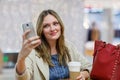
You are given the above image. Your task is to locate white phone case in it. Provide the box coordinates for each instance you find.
[22,22,36,39]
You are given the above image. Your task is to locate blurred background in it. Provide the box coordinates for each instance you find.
[0,0,120,80]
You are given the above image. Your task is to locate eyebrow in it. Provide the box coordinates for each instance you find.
[43,21,58,25]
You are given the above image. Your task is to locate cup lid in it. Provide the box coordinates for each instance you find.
[68,61,81,67]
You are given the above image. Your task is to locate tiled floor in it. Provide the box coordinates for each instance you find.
[0,68,15,80]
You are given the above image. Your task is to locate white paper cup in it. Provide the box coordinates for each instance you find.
[68,61,81,80]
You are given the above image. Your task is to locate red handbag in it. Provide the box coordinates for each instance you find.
[90,40,120,80]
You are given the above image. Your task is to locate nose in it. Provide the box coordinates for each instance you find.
[50,25,55,31]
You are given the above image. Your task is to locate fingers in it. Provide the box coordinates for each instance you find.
[22,30,31,41]
[29,39,41,48]
[19,36,41,59]
[19,31,40,60]
[23,36,40,45]
[31,40,41,48]
[23,36,41,49]
[22,30,41,47]
[76,74,85,80]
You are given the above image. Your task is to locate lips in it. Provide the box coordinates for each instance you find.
[50,32,57,36]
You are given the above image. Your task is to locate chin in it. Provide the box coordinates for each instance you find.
[51,37,59,40]
[49,36,60,41]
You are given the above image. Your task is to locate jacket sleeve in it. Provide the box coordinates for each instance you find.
[66,41,92,71]
[15,51,35,80]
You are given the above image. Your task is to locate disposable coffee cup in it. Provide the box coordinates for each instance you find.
[68,61,81,80]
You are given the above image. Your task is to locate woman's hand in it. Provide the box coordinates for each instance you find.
[16,30,41,74]
[18,30,41,61]
[76,71,89,80]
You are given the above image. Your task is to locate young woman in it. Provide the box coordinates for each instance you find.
[15,9,91,80]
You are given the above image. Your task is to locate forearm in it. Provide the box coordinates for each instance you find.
[16,58,26,75]
[15,55,32,80]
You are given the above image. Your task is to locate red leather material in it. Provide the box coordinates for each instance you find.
[90,40,120,80]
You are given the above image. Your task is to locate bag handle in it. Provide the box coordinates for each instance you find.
[94,40,106,51]
[93,40,106,57]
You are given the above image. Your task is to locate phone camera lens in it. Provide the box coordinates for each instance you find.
[26,24,29,26]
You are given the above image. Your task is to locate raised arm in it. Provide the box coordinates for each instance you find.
[15,30,41,80]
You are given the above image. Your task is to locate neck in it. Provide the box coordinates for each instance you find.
[48,40,57,55]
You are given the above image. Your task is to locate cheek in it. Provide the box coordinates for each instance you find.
[43,29,49,37]
[57,26,61,31]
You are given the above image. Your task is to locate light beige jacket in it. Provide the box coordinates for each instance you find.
[15,41,91,80]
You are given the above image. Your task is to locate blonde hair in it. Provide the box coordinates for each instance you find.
[35,9,71,66]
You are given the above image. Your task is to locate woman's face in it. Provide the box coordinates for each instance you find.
[42,14,61,41]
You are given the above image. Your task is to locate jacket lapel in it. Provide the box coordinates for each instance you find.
[35,56,49,80]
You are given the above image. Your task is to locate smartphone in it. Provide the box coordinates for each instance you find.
[22,22,36,39]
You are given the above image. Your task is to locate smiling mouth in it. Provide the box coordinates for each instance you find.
[50,32,57,36]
